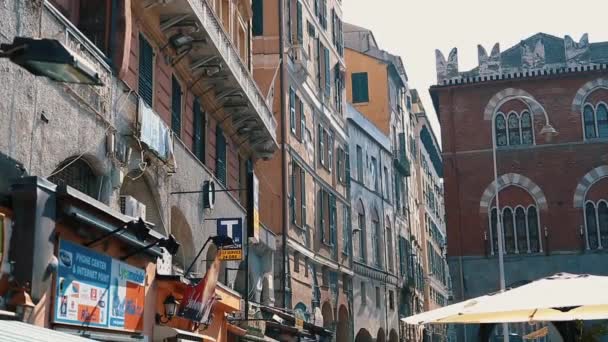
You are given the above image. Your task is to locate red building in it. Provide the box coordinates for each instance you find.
[431,33,608,340]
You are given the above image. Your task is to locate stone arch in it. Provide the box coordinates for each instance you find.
[479,173,548,214]
[355,328,373,342]
[336,305,349,342]
[572,78,608,113]
[48,156,102,199]
[120,170,167,235]
[377,328,386,342]
[483,88,545,121]
[170,206,195,270]
[321,301,333,329]
[389,329,399,342]
[573,165,608,208]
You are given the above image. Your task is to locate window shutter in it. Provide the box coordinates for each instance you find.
[287,0,292,43]
[252,0,263,36]
[289,88,296,133]
[300,101,306,141]
[138,34,154,107]
[301,168,306,226]
[318,190,324,242]
[318,125,324,165]
[193,98,205,162]
[331,8,336,45]
[324,47,331,97]
[330,194,336,245]
[171,76,182,138]
[345,149,350,187]
[296,1,303,43]
[290,163,296,223]
[215,125,226,186]
[317,39,322,90]
[328,133,333,171]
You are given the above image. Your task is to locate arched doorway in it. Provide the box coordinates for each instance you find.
[120,171,166,235]
[170,207,195,271]
[355,328,372,342]
[48,157,99,198]
[336,305,349,342]
[321,301,333,330]
[377,328,386,342]
[389,329,399,342]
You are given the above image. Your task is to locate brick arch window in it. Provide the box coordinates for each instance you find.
[48,158,98,198]
[489,205,541,255]
[584,200,608,249]
[582,102,608,140]
[495,110,534,147]
[494,112,507,147]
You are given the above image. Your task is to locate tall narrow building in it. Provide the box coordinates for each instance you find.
[251,0,352,340]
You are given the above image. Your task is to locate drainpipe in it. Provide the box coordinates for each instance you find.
[278,0,289,310]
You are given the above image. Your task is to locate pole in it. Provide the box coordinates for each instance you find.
[184,237,212,278]
[278,0,289,309]
[491,111,509,342]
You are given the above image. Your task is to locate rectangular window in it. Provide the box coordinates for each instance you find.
[138,34,154,107]
[289,88,297,134]
[375,286,381,308]
[293,253,300,273]
[171,75,182,138]
[215,125,227,186]
[291,163,306,227]
[352,72,369,103]
[329,194,336,246]
[304,257,309,277]
[320,0,327,29]
[324,47,331,97]
[389,290,395,310]
[77,0,112,55]
[318,125,325,166]
[327,132,333,172]
[342,204,349,254]
[334,64,343,114]
[336,148,343,182]
[296,0,303,43]
[371,157,377,191]
[361,282,366,305]
[252,0,263,36]
[384,167,390,200]
[345,149,350,186]
[356,145,363,182]
[193,98,206,163]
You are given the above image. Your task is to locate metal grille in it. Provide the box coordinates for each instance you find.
[48,159,97,198]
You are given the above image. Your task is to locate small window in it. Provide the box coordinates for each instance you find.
[370,157,377,191]
[304,257,309,277]
[171,75,182,138]
[192,98,206,163]
[584,104,597,139]
[375,286,381,308]
[252,0,263,36]
[215,125,227,186]
[389,290,395,310]
[48,159,98,198]
[138,34,154,107]
[293,252,300,273]
[352,72,369,103]
[356,145,363,182]
[361,282,366,305]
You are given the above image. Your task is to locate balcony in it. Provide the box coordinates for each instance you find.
[148,0,278,159]
[394,133,411,176]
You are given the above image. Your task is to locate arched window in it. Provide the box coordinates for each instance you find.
[520,111,533,145]
[371,208,381,268]
[515,207,528,253]
[490,208,498,255]
[507,113,521,146]
[598,201,608,248]
[356,200,366,262]
[528,206,540,253]
[585,201,599,249]
[48,158,98,198]
[597,103,608,138]
[495,113,507,147]
[584,104,597,139]
[503,207,515,253]
[386,217,394,272]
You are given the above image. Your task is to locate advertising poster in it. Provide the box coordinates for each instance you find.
[54,240,145,332]
[216,218,243,261]
[179,252,221,323]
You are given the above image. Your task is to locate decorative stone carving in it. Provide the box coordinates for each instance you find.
[521,39,545,69]
[565,33,590,67]
[435,48,458,83]
[478,43,501,76]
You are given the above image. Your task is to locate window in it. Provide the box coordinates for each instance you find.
[389,290,395,310]
[386,219,394,272]
[489,205,541,255]
[318,0,327,29]
[356,199,366,262]
[318,125,325,166]
[293,252,300,273]
[193,98,206,163]
[336,148,344,182]
[318,189,335,245]
[48,159,97,198]
[291,163,306,227]
[343,204,350,255]
[495,111,535,147]
[361,281,366,305]
[317,42,330,97]
[356,145,363,182]
[371,209,382,268]
[252,0,263,36]
[584,200,608,249]
[334,64,344,114]
[171,76,182,138]
[370,157,377,191]
[375,286,381,308]
[318,125,332,171]
[138,34,154,107]
[583,103,608,139]
[521,111,533,145]
[328,133,334,172]
[296,1,303,43]
[304,257,309,277]
[289,88,306,141]
[215,125,227,186]
[384,167,390,201]
[352,72,369,103]
[507,113,520,146]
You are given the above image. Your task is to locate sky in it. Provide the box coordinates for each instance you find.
[342,0,608,143]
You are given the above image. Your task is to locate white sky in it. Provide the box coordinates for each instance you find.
[343,0,608,143]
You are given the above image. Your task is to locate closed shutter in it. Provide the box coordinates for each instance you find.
[318,190,324,242]
[317,39,323,90]
[296,1,303,43]
[352,72,369,103]
[287,0,292,43]
[171,75,182,138]
[324,47,331,96]
[329,194,336,246]
[301,167,306,226]
[345,149,350,186]
[331,8,336,45]
[299,101,305,141]
[252,0,263,36]
[289,87,296,133]
[327,132,333,171]
[290,163,296,223]
[138,34,154,107]
[318,125,324,165]
[193,98,205,163]
[215,125,226,186]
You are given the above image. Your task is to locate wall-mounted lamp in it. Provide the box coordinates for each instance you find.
[9,286,35,322]
[156,294,179,324]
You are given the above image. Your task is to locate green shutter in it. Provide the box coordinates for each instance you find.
[252,0,263,36]
[318,190,324,242]
[330,194,336,246]
[300,101,305,140]
[352,73,369,103]
[301,168,306,226]
[324,47,330,96]
[193,98,205,162]
[138,34,154,107]
[296,1,303,43]
[345,149,350,186]
[215,125,226,186]
[289,88,296,133]
[290,163,296,224]
[171,76,182,138]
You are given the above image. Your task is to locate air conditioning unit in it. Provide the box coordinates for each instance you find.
[120,195,147,220]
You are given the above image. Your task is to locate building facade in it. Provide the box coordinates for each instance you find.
[251,0,352,340]
[431,33,608,340]
[0,0,279,340]
[343,23,414,342]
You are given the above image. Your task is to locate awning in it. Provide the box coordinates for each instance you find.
[153,325,216,341]
[0,321,96,342]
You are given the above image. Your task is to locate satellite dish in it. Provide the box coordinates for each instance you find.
[203,180,216,209]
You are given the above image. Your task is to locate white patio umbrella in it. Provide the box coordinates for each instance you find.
[402,273,608,325]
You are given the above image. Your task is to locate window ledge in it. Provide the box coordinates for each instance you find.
[495,144,535,151]
[584,137,608,144]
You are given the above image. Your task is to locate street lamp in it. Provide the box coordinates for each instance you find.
[491,95,557,342]
[0,37,103,85]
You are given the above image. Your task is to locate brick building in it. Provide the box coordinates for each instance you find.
[431,33,608,340]
[251,0,352,340]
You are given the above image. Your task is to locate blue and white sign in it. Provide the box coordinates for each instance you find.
[216,218,243,260]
